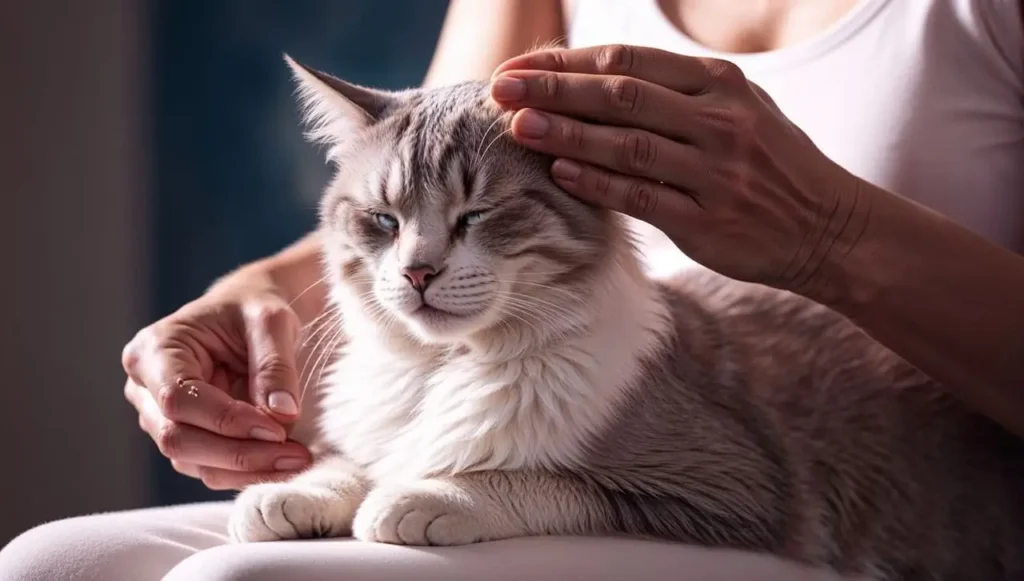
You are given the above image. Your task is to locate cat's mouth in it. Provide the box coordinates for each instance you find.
[411,304,465,321]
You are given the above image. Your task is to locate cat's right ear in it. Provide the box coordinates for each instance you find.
[284,54,397,161]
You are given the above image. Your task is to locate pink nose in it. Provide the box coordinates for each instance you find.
[401,264,438,292]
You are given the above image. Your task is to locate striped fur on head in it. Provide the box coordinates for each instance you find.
[286,56,617,345]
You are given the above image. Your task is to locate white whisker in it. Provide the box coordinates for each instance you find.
[480,127,514,163]
[287,274,331,310]
[475,115,506,157]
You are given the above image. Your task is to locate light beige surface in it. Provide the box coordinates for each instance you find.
[0,501,857,581]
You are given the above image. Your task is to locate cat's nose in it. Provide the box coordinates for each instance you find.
[401,264,439,292]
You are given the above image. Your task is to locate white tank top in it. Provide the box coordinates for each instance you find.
[567,0,1024,275]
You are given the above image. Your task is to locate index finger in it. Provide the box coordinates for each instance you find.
[133,344,288,443]
[493,45,730,96]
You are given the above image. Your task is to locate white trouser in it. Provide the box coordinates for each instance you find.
[0,501,855,581]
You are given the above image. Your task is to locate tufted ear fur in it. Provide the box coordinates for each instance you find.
[284,54,398,161]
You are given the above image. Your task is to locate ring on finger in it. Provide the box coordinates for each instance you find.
[176,377,200,398]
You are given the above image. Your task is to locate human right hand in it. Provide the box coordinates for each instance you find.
[122,273,313,490]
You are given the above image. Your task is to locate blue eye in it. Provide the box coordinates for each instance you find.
[458,211,486,229]
[374,213,399,231]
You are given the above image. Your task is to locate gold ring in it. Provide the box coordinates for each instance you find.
[176,377,199,398]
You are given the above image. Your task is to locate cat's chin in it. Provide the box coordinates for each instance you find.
[400,304,481,343]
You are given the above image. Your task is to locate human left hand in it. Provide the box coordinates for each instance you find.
[490,44,869,294]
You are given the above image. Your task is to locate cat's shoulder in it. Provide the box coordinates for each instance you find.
[654,266,837,323]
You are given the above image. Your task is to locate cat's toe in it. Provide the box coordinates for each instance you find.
[228,482,341,543]
[422,513,483,546]
[352,481,484,546]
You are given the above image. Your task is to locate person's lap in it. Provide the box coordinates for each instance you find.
[0,501,855,581]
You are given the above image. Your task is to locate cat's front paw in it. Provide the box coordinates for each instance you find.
[352,480,494,546]
[228,482,355,543]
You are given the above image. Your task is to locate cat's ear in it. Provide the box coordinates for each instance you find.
[284,54,396,160]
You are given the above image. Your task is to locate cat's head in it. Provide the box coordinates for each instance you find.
[286,56,620,344]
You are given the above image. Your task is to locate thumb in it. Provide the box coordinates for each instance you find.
[243,300,302,422]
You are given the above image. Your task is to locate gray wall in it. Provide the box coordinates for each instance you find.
[0,0,151,544]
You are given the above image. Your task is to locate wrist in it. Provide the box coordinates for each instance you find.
[206,232,326,324]
[262,231,329,324]
[785,171,887,316]
[207,261,280,298]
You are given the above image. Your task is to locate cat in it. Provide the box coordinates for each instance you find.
[227,55,1024,581]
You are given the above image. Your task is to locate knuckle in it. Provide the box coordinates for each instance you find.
[593,171,613,196]
[548,50,568,72]
[615,131,658,173]
[155,422,183,458]
[211,402,239,435]
[120,329,153,375]
[560,120,586,150]
[155,384,185,420]
[598,44,636,75]
[539,72,561,99]
[704,58,746,88]
[702,105,756,137]
[247,302,286,325]
[254,357,295,385]
[623,182,660,215]
[604,76,644,116]
[245,301,298,337]
[120,342,140,375]
[230,446,258,472]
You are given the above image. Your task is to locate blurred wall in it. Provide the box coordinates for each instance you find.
[0,0,152,544]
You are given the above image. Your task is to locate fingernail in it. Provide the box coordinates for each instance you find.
[491,76,526,101]
[250,426,284,442]
[551,159,581,183]
[516,110,550,139]
[273,456,308,471]
[268,391,298,416]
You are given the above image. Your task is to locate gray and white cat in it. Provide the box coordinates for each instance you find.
[227,56,1024,581]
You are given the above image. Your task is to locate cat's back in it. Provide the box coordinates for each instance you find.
[661,267,1024,577]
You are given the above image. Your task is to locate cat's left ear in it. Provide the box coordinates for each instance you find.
[284,54,397,160]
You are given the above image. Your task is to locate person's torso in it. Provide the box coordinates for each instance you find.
[567,0,1024,275]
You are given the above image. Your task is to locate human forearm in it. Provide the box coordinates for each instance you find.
[208,231,327,326]
[808,174,1024,437]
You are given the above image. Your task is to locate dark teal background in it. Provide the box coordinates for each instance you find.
[150,0,448,506]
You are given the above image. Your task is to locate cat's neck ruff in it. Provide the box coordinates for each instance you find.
[322,245,673,479]
[465,245,669,364]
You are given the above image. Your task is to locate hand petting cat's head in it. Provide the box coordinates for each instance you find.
[286,56,618,344]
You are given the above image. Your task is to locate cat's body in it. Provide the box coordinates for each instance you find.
[228,57,1024,581]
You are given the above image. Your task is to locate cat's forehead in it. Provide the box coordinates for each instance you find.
[347,83,540,212]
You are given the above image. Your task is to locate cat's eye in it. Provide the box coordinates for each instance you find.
[457,210,486,230]
[374,213,399,231]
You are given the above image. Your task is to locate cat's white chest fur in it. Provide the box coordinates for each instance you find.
[317,274,669,483]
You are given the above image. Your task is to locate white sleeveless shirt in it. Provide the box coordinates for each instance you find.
[567,0,1024,275]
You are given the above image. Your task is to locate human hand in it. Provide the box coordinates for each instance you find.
[490,45,866,293]
[122,273,312,490]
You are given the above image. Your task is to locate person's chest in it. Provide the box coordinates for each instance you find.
[569,0,1024,253]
